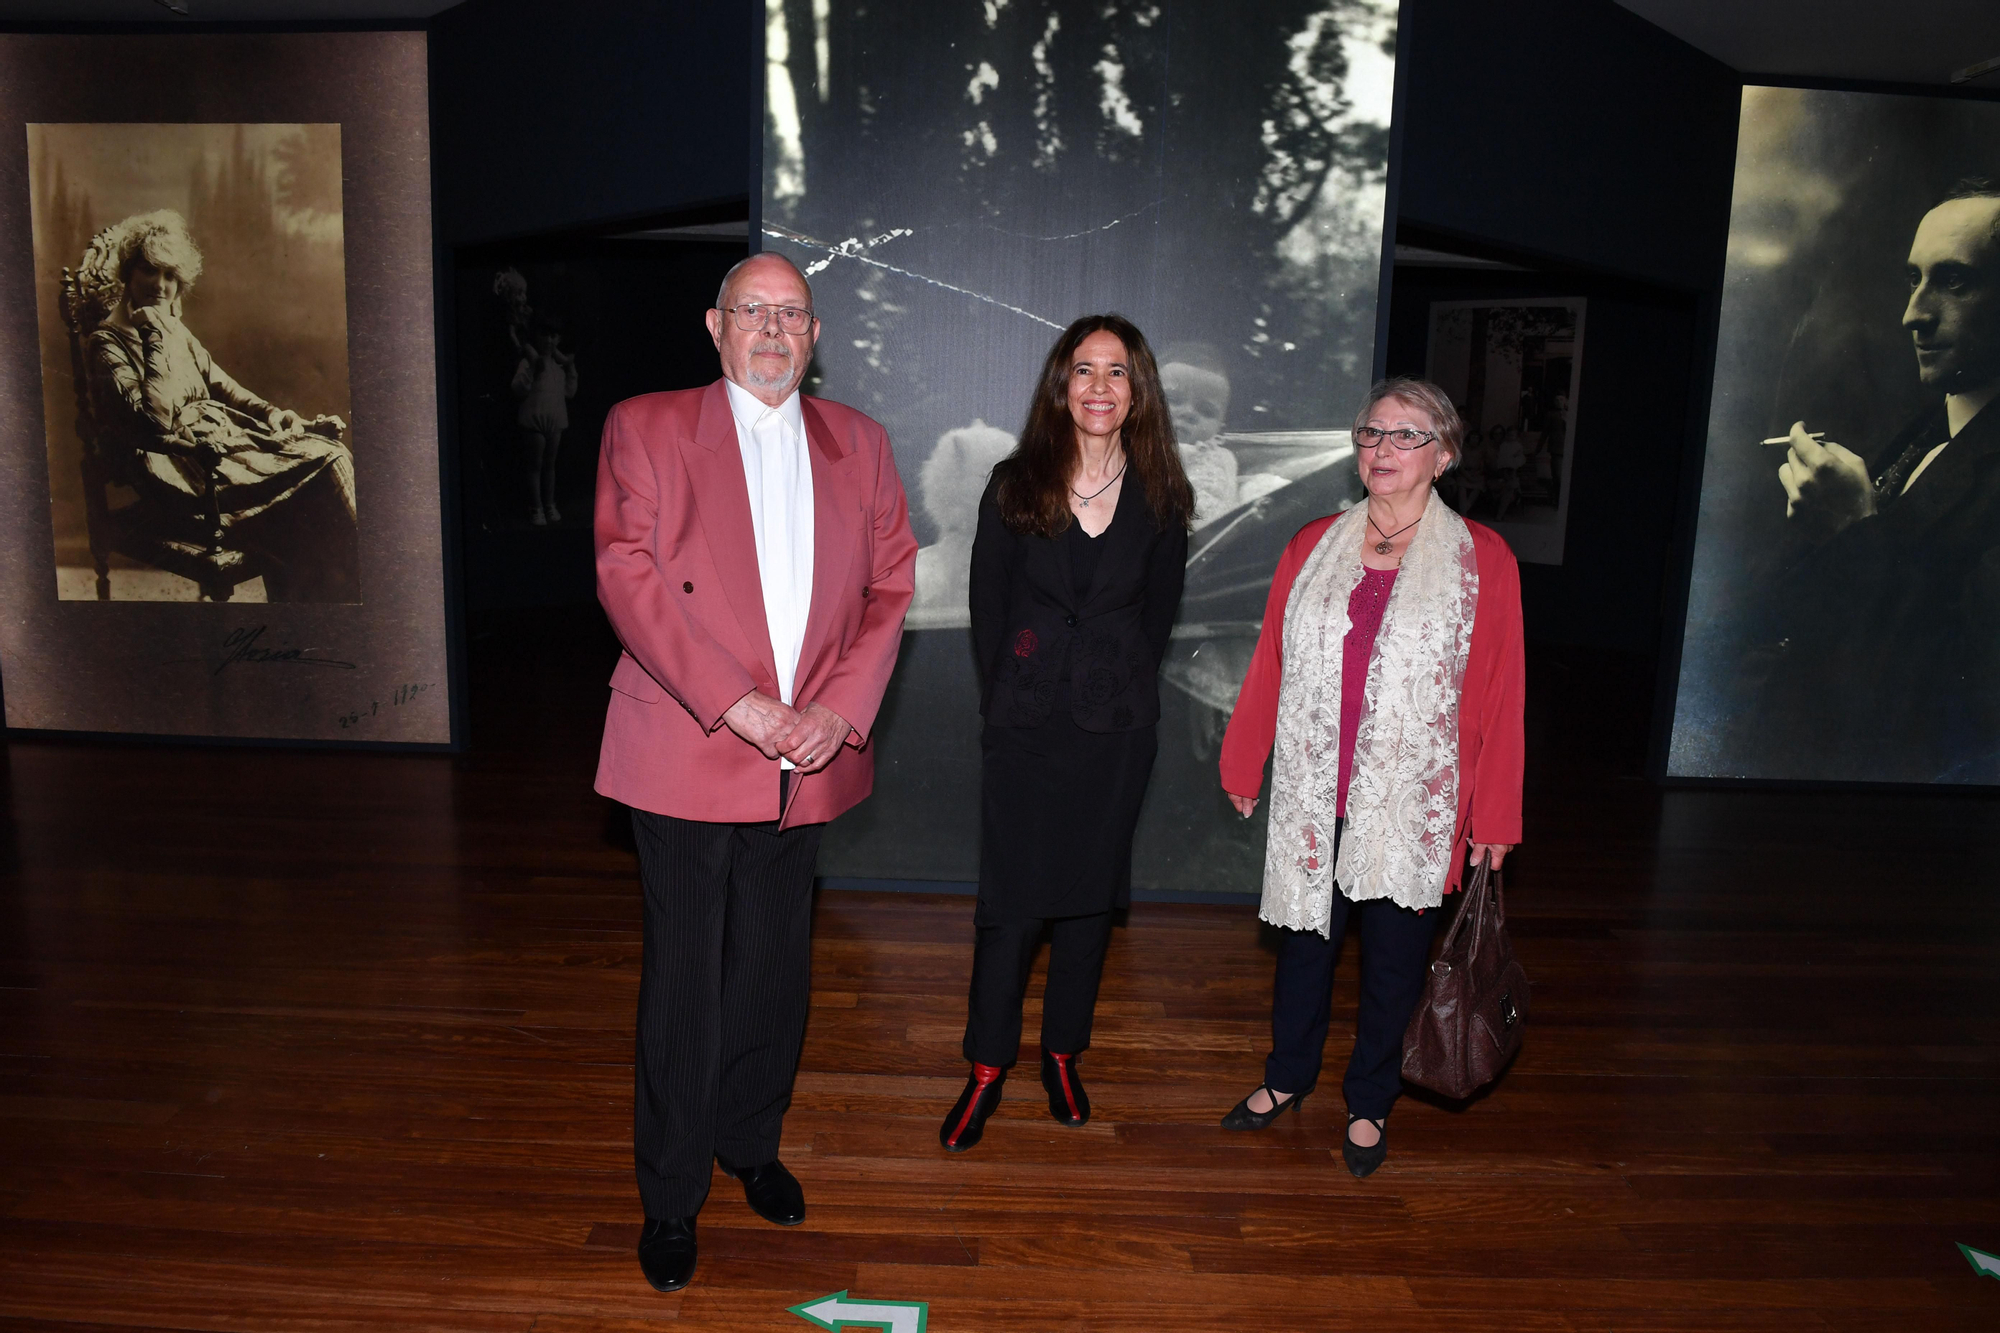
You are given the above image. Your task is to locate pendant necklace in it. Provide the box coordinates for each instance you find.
[1368,510,1422,555]
[1071,459,1127,508]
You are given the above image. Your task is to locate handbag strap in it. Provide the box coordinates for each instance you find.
[1471,865,1507,970]
[1433,859,1491,961]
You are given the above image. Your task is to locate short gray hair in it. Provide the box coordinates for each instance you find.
[715,252,813,309]
[1352,376,1465,470]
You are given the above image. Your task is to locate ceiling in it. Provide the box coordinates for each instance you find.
[1615,0,2000,87]
[0,0,456,18]
[2,1,1996,89]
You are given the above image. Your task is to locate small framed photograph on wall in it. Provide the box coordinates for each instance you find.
[1424,296,1586,565]
[0,30,451,745]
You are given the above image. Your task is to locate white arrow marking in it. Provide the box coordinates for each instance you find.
[1961,1243,2000,1280]
[789,1290,927,1333]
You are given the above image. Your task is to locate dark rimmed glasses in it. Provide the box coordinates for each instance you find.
[720,302,815,334]
[1354,426,1438,450]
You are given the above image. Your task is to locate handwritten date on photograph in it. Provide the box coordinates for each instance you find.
[337,681,435,730]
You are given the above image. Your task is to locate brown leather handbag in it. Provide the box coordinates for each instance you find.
[1400,861,1529,1099]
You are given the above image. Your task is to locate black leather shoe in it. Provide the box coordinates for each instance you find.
[1041,1049,1090,1126]
[1342,1114,1388,1178]
[637,1215,698,1292]
[1220,1083,1309,1131]
[714,1155,806,1226]
[939,1062,1006,1152]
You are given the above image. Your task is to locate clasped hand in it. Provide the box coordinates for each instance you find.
[721,690,849,774]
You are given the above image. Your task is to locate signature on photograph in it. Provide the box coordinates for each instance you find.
[212,624,357,675]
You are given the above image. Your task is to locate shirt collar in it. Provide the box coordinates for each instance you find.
[723,378,805,439]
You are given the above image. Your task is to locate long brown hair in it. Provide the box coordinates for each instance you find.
[993,313,1195,537]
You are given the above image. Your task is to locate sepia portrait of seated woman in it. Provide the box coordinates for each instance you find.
[75,209,360,601]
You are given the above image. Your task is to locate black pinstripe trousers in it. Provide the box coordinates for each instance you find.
[630,802,823,1219]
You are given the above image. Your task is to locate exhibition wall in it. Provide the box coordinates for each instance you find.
[1666,86,2000,786]
[420,0,1741,648]
[1382,265,1703,659]
[4,0,1876,810]
[428,0,755,610]
[762,0,1401,893]
[1396,0,1739,293]
[427,0,755,247]
[449,237,743,609]
[0,30,452,745]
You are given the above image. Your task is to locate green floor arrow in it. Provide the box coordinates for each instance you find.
[1960,1243,2000,1280]
[789,1290,928,1333]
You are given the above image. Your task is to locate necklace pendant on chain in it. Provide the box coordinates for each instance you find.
[1374,540,1392,554]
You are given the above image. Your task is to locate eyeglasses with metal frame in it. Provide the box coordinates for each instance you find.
[1353,426,1438,451]
[721,302,815,334]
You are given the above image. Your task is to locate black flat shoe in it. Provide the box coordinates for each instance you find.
[940,1062,1006,1152]
[1221,1083,1308,1131]
[714,1155,805,1226]
[637,1215,698,1292]
[1342,1114,1388,1178]
[1041,1049,1090,1127]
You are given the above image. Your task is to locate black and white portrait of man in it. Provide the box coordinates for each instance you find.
[1670,87,2000,784]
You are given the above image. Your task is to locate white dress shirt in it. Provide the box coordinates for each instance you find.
[723,380,816,756]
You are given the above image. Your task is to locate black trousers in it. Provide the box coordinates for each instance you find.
[1265,888,1442,1121]
[961,897,1114,1067]
[631,801,823,1219]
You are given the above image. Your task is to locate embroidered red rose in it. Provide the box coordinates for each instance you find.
[1014,629,1038,657]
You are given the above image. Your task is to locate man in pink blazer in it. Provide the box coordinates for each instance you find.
[594,253,916,1293]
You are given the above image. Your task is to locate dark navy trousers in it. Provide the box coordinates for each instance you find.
[1264,826,1443,1119]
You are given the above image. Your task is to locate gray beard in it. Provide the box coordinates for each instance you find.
[744,346,796,392]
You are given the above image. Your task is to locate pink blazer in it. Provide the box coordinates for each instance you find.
[594,379,917,828]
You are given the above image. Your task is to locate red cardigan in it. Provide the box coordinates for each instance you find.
[1218,513,1526,895]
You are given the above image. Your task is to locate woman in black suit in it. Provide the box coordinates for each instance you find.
[939,314,1194,1151]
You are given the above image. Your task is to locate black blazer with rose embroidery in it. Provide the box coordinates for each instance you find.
[969,464,1188,732]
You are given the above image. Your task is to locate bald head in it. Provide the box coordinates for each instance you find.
[715,252,812,310]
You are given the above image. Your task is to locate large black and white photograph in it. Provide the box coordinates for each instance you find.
[761,0,1399,890]
[1667,86,2000,785]
[0,32,449,743]
[1424,296,1583,564]
[30,122,357,604]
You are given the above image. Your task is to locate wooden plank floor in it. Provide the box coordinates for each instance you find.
[3,609,1999,1330]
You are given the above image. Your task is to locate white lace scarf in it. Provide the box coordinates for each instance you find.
[1260,489,1480,932]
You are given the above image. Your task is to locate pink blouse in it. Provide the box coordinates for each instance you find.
[1337,566,1397,816]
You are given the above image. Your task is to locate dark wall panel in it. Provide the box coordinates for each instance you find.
[1384,0,1740,663]
[428,0,755,245]
[1398,0,1740,293]
[1385,269,1698,656]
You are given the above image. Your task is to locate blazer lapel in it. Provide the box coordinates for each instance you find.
[683,379,779,690]
[797,398,859,678]
[1887,399,2000,536]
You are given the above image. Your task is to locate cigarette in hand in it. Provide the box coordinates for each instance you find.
[1760,432,1827,446]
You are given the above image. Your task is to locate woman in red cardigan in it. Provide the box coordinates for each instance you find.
[1217,376,1524,1177]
